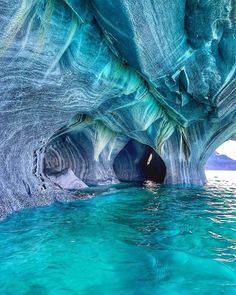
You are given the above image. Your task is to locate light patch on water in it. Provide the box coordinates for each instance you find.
[205,170,236,191]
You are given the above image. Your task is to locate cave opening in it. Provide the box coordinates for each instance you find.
[42,123,167,189]
[204,140,236,182]
[205,140,236,171]
[113,139,166,184]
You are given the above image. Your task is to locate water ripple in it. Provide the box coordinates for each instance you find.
[0,171,235,294]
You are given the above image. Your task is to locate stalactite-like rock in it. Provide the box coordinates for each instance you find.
[0,0,235,218]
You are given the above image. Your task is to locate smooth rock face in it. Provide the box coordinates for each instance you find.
[0,0,235,217]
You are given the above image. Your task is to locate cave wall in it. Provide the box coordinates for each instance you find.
[0,0,235,217]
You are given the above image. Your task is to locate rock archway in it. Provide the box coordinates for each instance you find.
[0,0,235,218]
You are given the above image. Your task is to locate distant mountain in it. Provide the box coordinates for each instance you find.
[205,152,236,170]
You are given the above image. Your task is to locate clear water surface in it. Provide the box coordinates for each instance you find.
[0,171,236,295]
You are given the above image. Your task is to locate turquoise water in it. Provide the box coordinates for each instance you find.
[0,172,236,295]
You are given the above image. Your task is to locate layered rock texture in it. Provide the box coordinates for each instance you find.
[0,0,235,217]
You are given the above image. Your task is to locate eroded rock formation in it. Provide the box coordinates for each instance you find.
[0,0,235,217]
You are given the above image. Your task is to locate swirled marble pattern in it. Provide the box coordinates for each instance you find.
[0,0,235,218]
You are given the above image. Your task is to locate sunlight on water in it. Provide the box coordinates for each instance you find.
[206,170,236,187]
[0,172,236,294]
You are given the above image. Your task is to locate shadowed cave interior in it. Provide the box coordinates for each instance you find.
[113,140,166,184]
[43,127,166,189]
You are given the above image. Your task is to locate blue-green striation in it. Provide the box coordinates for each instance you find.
[0,0,235,218]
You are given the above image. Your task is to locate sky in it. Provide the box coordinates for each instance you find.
[216,140,236,160]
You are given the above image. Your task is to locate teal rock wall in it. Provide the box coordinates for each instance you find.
[0,0,235,217]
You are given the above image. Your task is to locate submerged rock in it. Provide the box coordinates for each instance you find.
[0,0,235,217]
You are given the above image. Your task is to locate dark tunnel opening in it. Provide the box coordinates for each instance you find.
[113,139,166,184]
[42,123,166,190]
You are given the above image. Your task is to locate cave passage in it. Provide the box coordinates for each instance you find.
[43,132,166,190]
[113,139,166,184]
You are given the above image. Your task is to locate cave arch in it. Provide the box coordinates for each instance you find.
[43,121,167,189]
[43,125,126,188]
[113,139,166,183]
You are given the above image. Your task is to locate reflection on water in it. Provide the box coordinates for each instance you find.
[205,170,236,188]
[0,171,235,294]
